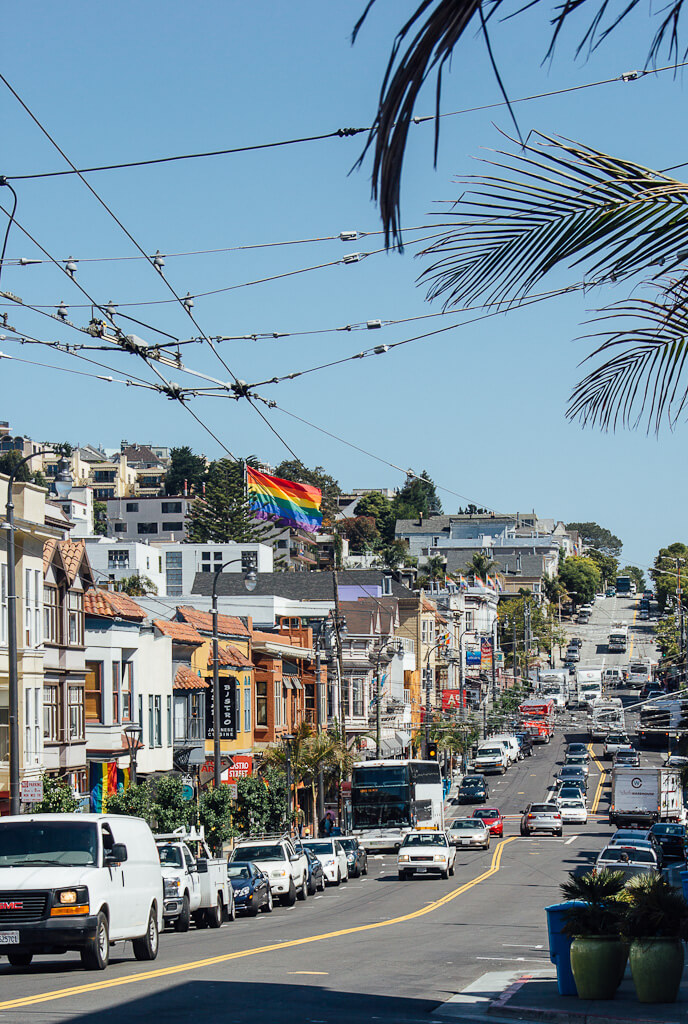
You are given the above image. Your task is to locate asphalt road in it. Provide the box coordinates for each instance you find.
[0,597,662,1024]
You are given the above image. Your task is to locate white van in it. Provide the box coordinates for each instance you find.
[0,813,163,971]
[474,743,509,774]
[488,735,521,763]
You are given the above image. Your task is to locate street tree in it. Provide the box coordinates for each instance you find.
[32,774,79,813]
[586,549,619,590]
[651,543,688,613]
[655,614,681,664]
[164,446,207,496]
[558,557,601,606]
[93,501,107,536]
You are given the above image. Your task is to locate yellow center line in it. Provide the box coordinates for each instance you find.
[0,838,518,1011]
[588,742,607,815]
[628,602,638,658]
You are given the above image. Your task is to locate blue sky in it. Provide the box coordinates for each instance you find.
[1,1,685,572]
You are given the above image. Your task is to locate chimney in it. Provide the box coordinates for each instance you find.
[418,512,423,526]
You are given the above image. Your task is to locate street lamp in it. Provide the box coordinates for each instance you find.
[211,557,258,788]
[123,723,143,785]
[283,732,296,823]
[3,446,66,815]
[373,641,404,758]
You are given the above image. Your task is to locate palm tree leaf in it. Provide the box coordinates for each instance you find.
[567,282,688,431]
[421,134,688,309]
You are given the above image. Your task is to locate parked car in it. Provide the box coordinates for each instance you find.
[397,830,456,880]
[514,733,535,758]
[610,828,663,865]
[650,823,687,861]
[458,775,489,803]
[566,648,581,662]
[471,808,504,837]
[230,837,309,906]
[302,839,349,886]
[520,803,563,837]
[447,817,490,849]
[596,845,659,871]
[0,813,163,971]
[558,796,588,824]
[227,861,273,915]
[338,837,368,878]
[604,732,631,758]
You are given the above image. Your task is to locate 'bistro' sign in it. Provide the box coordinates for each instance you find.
[205,675,237,741]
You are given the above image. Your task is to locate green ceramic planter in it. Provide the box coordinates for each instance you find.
[629,937,684,1004]
[570,936,627,999]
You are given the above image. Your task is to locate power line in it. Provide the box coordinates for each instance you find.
[0,348,162,390]
[4,63,680,182]
[0,179,18,290]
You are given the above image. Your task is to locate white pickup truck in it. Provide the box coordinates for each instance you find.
[230,836,310,906]
[156,827,233,931]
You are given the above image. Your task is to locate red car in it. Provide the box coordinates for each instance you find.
[472,808,504,837]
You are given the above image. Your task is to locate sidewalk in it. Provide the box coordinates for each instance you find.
[434,966,688,1024]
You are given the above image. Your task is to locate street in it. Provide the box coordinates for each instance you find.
[0,593,667,1023]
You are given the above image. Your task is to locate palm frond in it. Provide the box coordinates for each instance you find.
[567,281,688,432]
[353,0,486,249]
[421,133,688,309]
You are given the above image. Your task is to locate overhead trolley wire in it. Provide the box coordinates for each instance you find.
[3,63,683,182]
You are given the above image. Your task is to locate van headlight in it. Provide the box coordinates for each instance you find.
[398,854,410,862]
[164,878,181,897]
[433,854,447,863]
[271,869,287,878]
[51,886,89,916]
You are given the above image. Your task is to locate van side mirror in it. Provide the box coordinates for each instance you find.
[107,843,128,864]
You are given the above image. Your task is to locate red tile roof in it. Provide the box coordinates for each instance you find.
[177,606,249,637]
[208,643,253,669]
[153,619,204,644]
[59,540,89,585]
[84,588,146,621]
[174,665,208,690]
[43,539,57,573]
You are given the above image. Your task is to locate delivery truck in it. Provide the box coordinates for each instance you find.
[588,697,625,740]
[637,699,688,748]
[536,670,568,711]
[609,766,684,827]
[576,668,603,708]
[518,697,555,742]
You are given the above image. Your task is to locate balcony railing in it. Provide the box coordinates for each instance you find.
[174,717,205,743]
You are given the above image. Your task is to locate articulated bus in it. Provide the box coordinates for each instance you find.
[351,759,444,852]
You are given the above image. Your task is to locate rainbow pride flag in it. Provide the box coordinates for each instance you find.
[247,467,322,533]
[89,762,130,812]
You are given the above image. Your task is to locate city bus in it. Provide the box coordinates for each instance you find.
[351,759,444,852]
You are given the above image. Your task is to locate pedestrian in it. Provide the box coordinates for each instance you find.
[320,811,334,837]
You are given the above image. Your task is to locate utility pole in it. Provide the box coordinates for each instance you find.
[524,600,531,686]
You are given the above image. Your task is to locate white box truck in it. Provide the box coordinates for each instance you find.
[537,670,568,711]
[609,767,684,827]
[576,669,603,708]
[588,697,625,740]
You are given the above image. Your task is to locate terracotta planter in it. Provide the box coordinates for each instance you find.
[570,936,627,999]
[629,937,684,1004]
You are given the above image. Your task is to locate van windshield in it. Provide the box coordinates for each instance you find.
[0,821,98,866]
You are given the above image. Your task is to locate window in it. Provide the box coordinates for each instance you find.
[256,678,267,726]
[167,695,172,746]
[166,551,183,567]
[214,551,222,561]
[277,539,288,549]
[465,611,474,632]
[352,676,364,717]
[114,523,127,533]
[43,586,59,644]
[126,502,139,512]
[69,686,84,740]
[34,569,41,646]
[433,537,439,547]
[166,569,183,595]
[342,677,350,717]
[201,565,211,573]
[0,706,7,762]
[274,680,281,727]
[201,552,211,561]
[235,683,241,732]
[421,620,428,645]
[148,695,154,748]
[161,502,182,514]
[85,662,103,723]
[112,661,121,723]
[122,662,132,722]
[108,550,129,569]
[94,488,114,500]
[174,696,186,741]
[138,522,158,535]
[0,562,6,645]
[68,591,84,646]
[155,695,162,747]
[25,568,32,647]
[138,694,143,731]
[244,682,251,733]
[44,685,59,742]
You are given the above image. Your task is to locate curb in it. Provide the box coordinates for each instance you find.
[487,977,681,1024]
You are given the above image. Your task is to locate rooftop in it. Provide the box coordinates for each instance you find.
[174,664,208,690]
[84,588,146,622]
[177,605,250,638]
[153,619,204,644]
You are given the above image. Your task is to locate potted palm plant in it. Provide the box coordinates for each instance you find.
[559,870,627,999]
[624,874,688,1003]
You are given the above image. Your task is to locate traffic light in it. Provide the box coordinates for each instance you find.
[427,741,439,760]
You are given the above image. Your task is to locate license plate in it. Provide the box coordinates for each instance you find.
[0,932,19,945]
[416,867,427,873]
[461,839,473,845]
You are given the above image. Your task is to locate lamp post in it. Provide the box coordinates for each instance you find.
[123,723,143,785]
[3,447,67,815]
[211,558,257,789]
[373,641,404,758]
[283,732,295,823]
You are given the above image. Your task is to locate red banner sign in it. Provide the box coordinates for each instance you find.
[442,689,466,710]
[224,755,253,779]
